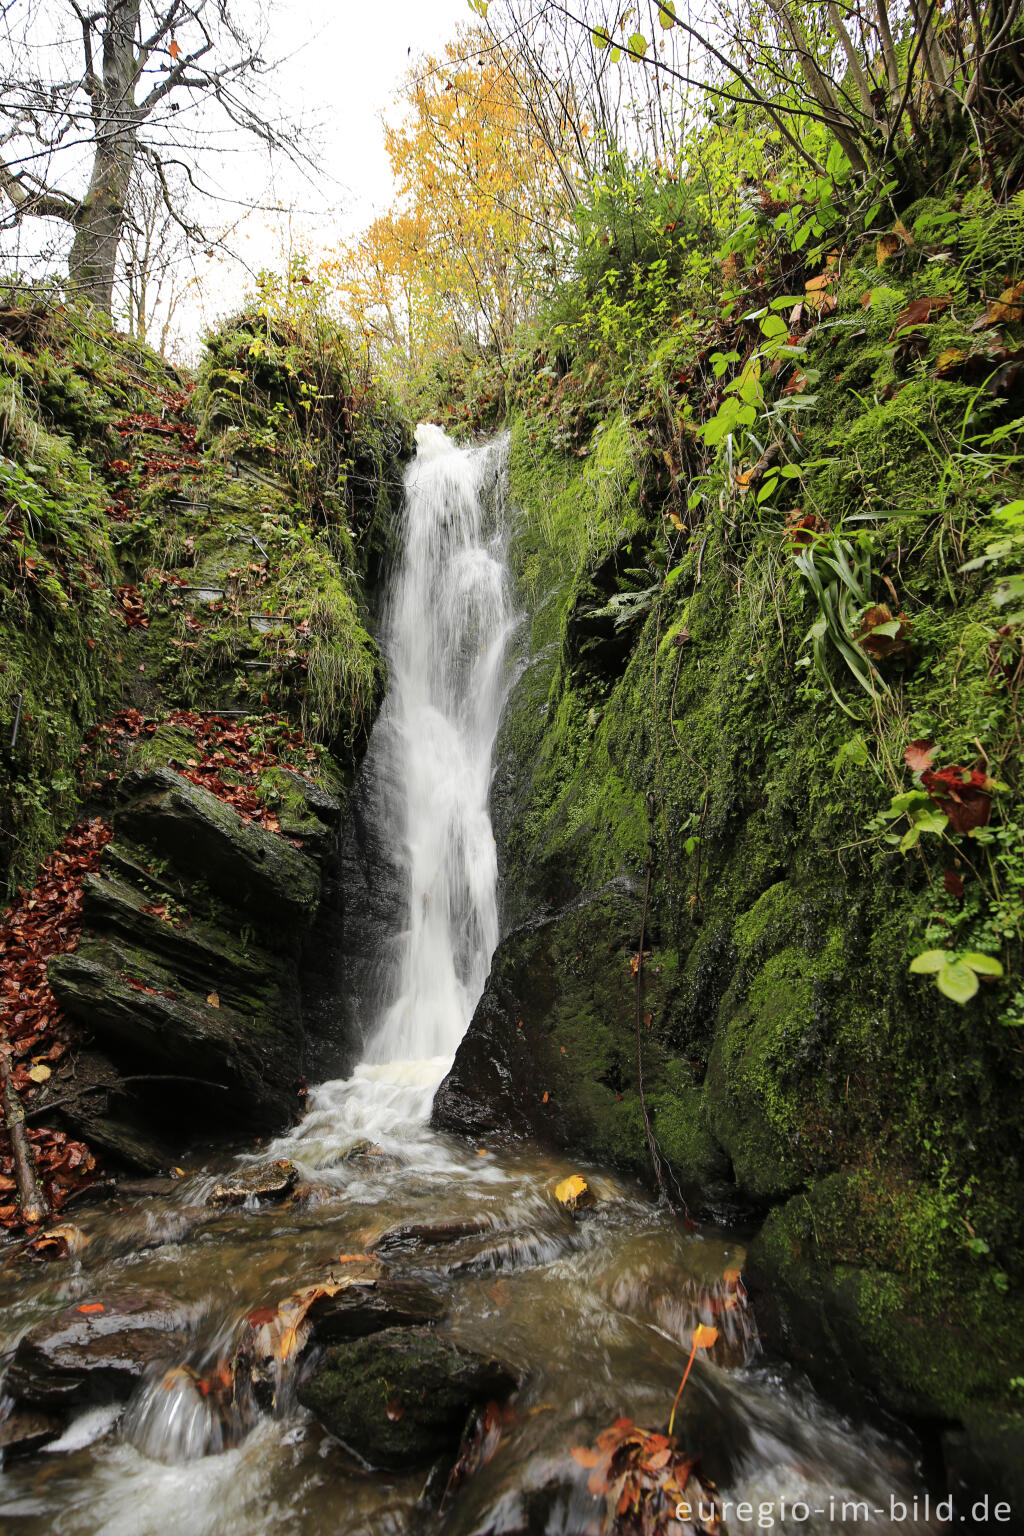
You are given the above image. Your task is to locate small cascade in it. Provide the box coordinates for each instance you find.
[364,423,515,1068]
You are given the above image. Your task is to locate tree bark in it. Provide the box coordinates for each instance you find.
[67,1,143,313]
[0,1034,49,1228]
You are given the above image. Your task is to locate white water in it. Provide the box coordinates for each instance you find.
[279,423,516,1166]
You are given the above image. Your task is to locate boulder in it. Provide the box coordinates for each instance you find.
[114,767,320,936]
[49,945,302,1132]
[208,1160,299,1206]
[298,1327,519,1469]
[4,1290,194,1410]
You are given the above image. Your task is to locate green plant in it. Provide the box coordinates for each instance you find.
[793,529,882,716]
[909,948,1004,1004]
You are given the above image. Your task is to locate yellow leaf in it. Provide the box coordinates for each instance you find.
[984,280,1024,325]
[692,1323,719,1349]
[555,1174,589,1206]
[27,1063,51,1083]
[206,991,220,1008]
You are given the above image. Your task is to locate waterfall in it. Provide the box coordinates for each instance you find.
[365,423,514,1065]
[277,425,515,1159]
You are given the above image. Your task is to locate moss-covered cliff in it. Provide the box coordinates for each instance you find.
[435,187,1024,1484]
[0,287,409,1196]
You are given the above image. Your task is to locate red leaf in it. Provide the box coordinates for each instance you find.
[943,868,965,899]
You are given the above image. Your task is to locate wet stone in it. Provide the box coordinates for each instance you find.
[0,1406,64,1458]
[298,1326,520,1470]
[312,1278,446,1341]
[375,1219,491,1254]
[207,1160,298,1206]
[4,1289,194,1410]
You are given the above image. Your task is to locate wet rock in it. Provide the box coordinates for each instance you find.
[4,1289,194,1410]
[375,1219,490,1253]
[114,767,320,934]
[312,1279,445,1340]
[49,945,303,1134]
[208,1160,298,1206]
[62,1106,173,1175]
[341,1140,401,1172]
[0,1406,64,1458]
[298,1327,519,1469]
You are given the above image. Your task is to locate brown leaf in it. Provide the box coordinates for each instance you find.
[905,739,936,773]
[944,868,965,900]
[206,991,220,1008]
[980,280,1024,327]
[889,296,952,337]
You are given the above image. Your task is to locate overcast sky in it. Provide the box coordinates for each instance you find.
[176,0,473,343]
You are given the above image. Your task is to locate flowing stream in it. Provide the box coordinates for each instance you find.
[0,428,942,1535]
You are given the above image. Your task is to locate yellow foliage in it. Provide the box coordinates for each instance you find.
[322,28,570,377]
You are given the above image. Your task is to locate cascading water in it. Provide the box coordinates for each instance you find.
[367,423,514,1066]
[0,429,945,1536]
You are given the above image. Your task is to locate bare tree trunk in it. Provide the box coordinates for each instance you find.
[0,1034,49,1228]
[67,1,143,312]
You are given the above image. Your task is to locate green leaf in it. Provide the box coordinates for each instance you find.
[658,0,677,24]
[962,953,1004,978]
[609,45,622,61]
[937,959,979,1004]
[628,31,647,55]
[915,811,948,836]
[760,314,788,339]
[910,950,948,974]
[836,735,869,768]
[592,25,610,48]
[899,825,920,852]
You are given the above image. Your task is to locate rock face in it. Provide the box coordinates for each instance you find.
[298,1328,519,1469]
[433,419,1024,1504]
[4,1290,193,1410]
[48,768,326,1145]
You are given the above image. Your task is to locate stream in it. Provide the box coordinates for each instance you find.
[0,427,941,1535]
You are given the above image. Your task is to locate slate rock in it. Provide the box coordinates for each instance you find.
[5,1289,193,1410]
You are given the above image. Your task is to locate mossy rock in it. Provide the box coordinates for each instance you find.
[114,766,319,937]
[747,1172,1024,1424]
[297,1327,519,1469]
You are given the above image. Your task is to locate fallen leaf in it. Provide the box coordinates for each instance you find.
[76,1302,104,1314]
[555,1174,594,1210]
[692,1323,719,1349]
[206,991,220,1008]
[905,739,936,773]
[979,280,1024,328]
[27,1063,51,1083]
[889,295,952,337]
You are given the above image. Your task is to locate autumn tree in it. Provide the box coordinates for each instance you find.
[0,0,293,314]
[327,29,572,378]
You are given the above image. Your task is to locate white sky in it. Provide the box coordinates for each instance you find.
[183,0,474,345]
